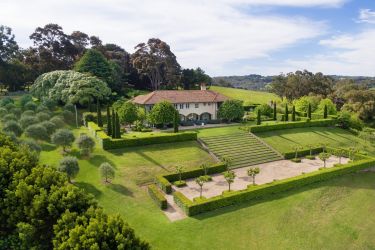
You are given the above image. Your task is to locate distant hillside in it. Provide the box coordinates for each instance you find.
[210,86,280,105]
[212,74,375,90]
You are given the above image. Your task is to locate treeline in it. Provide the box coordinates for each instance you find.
[0,24,211,93]
[268,70,375,122]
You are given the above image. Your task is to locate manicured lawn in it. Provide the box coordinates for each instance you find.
[210,86,280,105]
[257,126,375,156]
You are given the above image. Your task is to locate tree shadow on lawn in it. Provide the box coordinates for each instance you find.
[41,143,57,152]
[134,151,169,171]
[191,172,375,221]
[75,181,102,198]
[107,183,134,197]
[88,155,117,169]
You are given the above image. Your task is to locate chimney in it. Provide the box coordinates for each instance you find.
[200,82,207,91]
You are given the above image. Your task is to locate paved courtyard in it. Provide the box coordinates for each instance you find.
[174,156,350,200]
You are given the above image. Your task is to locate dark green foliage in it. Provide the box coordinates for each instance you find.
[218,99,244,122]
[107,105,112,136]
[0,107,7,116]
[61,110,75,124]
[247,119,336,133]
[118,102,138,126]
[2,113,16,122]
[64,103,75,112]
[41,99,57,110]
[173,110,179,133]
[58,156,79,182]
[254,104,273,117]
[24,124,49,141]
[115,112,121,138]
[19,94,33,107]
[292,105,296,121]
[96,100,103,127]
[36,111,51,122]
[148,101,176,126]
[283,147,323,159]
[273,102,277,120]
[148,184,167,209]
[174,157,375,216]
[10,107,21,118]
[256,109,261,125]
[36,105,49,113]
[76,134,95,156]
[99,162,115,183]
[0,97,13,106]
[2,120,22,136]
[308,103,312,120]
[21,110,35,118]
[51,129,75,152]
[111,109,116,139]
[20,138,42,153]
[284,104,289,121]
[324,104,328,119]
[49,116,65,129]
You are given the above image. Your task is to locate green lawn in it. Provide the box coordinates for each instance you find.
[257,126,375,156]
[210,86,280,105]
[37,125,375,249]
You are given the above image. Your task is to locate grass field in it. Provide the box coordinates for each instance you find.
[210,86,280,105]
[257,126,375,156]
[36,125,375,249]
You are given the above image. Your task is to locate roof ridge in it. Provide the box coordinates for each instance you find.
[143,92,155,104]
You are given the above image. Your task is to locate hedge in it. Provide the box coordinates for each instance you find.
[283,147,323,159]
[173,157,375,216]
[83,112,107,126]
[155,162,226,194]
[88,121,197,150]
[148,184,168,210]
[247,119,336,133]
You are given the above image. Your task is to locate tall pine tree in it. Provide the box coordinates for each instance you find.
[106,105,112,136]
[97,99,103,127]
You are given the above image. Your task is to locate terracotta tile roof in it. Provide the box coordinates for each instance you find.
[132,90,229,105]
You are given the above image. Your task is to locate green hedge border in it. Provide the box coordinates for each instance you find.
[155,162,226,194]
[87,122,197,150]
[245,119,336,133]
[173,156,375,216]
[148,184,167,210]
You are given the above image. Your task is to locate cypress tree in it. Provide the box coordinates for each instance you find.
[292,105,296,121]
[273,102,277,121]
[111,109,116,139]
[285,104,289,121]
[97,100,103,127]
[115,112,121,138]
[173,110,179,133]
[256,109,261,125]
[106,105,112,136]
[324,104,328,119]
[308,103,312,120]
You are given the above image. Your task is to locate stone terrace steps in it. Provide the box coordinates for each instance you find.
[200,132,283,169]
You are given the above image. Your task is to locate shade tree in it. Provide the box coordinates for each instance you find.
[247,167,260,185]
[51,129,75,153]
[99,162,115,183]
[76,134,96,156]
[58,156,80,183]
[218,99,244,122]
[24,124,49,141]
[224,170,236,191]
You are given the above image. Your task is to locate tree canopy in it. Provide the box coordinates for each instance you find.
[148,101,177,126]
[218,100,244,122]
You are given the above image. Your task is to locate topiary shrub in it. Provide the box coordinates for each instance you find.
[64,103,75,112]
[24,101,38,111]
[36,105,50,113]
[99,162,115,183]
[40,121,57,136]
[21,110,35,118]
[25,124,49,141]
[20,138,42,153]
[58,156,79,183]
[20,94,33,107]
[2,121,23,137]
[36,112,51,122]
[61,110,75,124]
[42,99,57,110]
[2,114,17,122]
[4,103,16,111]
[50,116,65,129]
[76,134,96,156]
[0,107,7,116]
[19,116,40,130]
[148,184,167,210]
[11,107,22,118]
[0,97,14,107]
[51,129,75,153]
[173,180,187,187]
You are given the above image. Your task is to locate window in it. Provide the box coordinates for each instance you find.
[186,103,190,108]
[179,104,184,109]
[174,104,178,109]
[203,102,206,106]
[195,103,199,108]
[208,103,211,106]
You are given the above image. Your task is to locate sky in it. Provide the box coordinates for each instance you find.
[1,0,375,77]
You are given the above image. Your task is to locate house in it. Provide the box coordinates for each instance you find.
[132,84,228,122]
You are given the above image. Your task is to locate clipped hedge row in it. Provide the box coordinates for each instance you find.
[173,157,375,216]
[88,121,197,150]
[283,147,323,159]
[148,184,168,210]
[155,162,226,194]
[247,119,336,133]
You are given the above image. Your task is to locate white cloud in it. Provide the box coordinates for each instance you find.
[358,9,375,24]
[0,0,329,76]
[272,30,375,76]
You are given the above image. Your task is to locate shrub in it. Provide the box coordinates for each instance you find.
[50,116,65,128]
[40,121,57,136]
[82,112,95,126]
[25,124,49,141]
[20,94,33,107]
[247,119,336,133]
[36,105,50,113]
[155,176,172,194]
[24,101,37,111]
[148,101,176,127]
[283,147,323,159]
[218,99,244,122]
[64,103,75,112]
[0,97,14,106]
[317,98,337,115]
[76,134,96,156]
[21,110,35,118]
[174,180,187,187]
[291,158,301,163]
[2,113,17,122]
[0,107,7,116]
[58,156,79,183]
[99,162,115,183]
[11,107,22,118]
[36,112,51,122]
[21,139,42,153]
[4,103,16,111]
[254,104,273,117]
[61,110,75,124]
[42,99,57,110]
[148,184,167,210]
[19,116,40,129]
[51,129,75,152]
[2,121,23,137]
